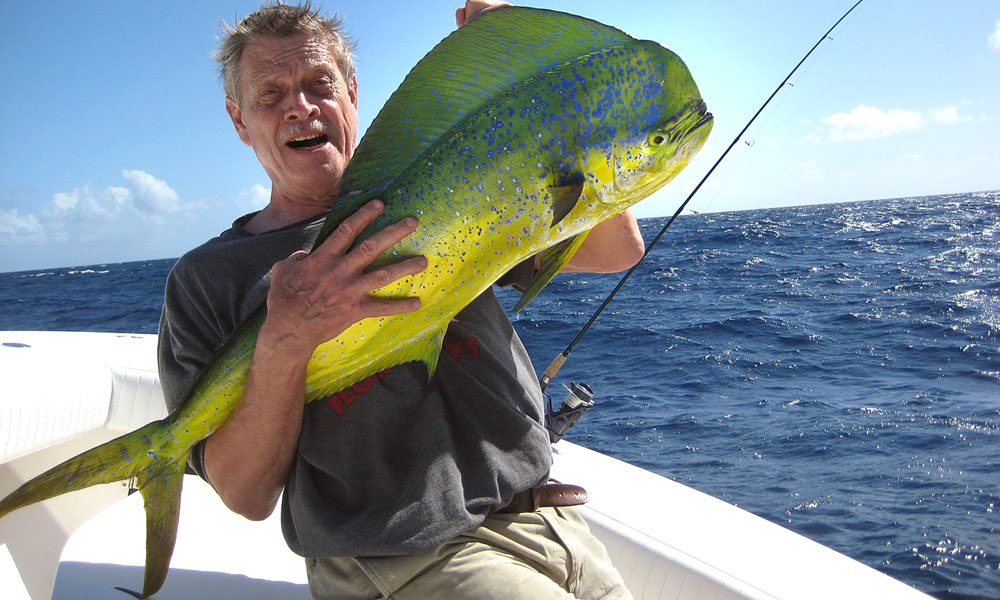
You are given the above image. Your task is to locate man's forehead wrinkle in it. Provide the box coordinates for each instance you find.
[242,37,339,83]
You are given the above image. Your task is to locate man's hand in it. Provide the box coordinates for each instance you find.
[205,199,425,520]
[455,0,511,27]
[263,199,427,362]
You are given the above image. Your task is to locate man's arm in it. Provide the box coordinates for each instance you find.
[546,209,645,274]
[203,201,426,520]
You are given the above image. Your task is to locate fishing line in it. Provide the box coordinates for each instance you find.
[701,31,846,208]
[697,138,750,213]
[754,39,857,143]
[538,0,865,392]
[749,31,837,142]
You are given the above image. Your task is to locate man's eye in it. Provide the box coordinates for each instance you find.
[257,88,280,102]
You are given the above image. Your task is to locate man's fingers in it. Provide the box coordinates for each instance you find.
[362,294,422,318]
[315,199,386,257]
[314,200,420,274]
[456,1,510,27]
[333,213,419,276]
[364,255,428,290]
[357,255,427,318]
[350,215,419,263]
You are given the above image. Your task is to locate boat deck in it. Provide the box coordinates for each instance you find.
[1,331,932,599]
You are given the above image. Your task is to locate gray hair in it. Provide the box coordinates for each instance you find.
[216,1,356,105]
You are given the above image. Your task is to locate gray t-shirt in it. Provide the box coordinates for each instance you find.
[157,213,552,557]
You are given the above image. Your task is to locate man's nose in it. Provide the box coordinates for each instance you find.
[284,91,319,121]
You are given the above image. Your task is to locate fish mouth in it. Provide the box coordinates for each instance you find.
[671,100,712,140]
[673,100,713,155]
[690,102,713,134]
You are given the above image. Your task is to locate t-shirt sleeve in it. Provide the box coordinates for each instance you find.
[157,263,226,481]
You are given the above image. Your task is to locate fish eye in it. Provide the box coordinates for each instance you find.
[650,133,667,147]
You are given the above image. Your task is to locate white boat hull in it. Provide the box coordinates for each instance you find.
[0,331,931,599]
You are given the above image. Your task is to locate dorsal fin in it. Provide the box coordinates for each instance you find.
[338,7,634,198]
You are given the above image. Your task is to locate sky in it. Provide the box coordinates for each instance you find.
[1,0,998,272]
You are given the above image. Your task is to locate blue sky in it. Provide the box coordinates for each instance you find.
[1,0,997,272]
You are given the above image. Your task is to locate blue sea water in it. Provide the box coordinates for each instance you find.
[1,191,997,599]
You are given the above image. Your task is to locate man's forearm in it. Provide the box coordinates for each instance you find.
[560,209,645,274]
[203,324,310,520]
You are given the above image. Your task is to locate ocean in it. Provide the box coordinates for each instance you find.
[1,191,997,599]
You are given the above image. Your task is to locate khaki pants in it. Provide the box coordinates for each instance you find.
[306,506,632,599]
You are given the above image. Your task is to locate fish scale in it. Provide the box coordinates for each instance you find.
[0,7,711,597]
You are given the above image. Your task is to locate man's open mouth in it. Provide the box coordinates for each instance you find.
[286,133,329,149]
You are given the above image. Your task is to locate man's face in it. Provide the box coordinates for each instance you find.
[225,33,359,203]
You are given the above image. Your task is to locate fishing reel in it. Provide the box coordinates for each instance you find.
[543,381,595,443]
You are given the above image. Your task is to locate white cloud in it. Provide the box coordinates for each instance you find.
[823,105,923,141]
[237,184,270,211]
[928,106,972,124]
[990,20,1000,50]
[123,169,180,214]
[43,184,130,228]
[0,208,44,244]
[0,172,271,270]
[822,104,972,142]
[3,170,184,246]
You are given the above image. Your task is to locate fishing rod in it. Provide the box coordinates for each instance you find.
[541,0,865,440]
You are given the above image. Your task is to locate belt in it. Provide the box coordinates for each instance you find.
[493,483,588,514]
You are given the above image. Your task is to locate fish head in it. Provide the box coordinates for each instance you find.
[584,42,713,213]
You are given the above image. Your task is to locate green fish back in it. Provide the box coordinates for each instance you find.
[317,7,635,244]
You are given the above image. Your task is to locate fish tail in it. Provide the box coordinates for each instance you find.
[0,421,163,516]
[0,420,189,598]
[135,457,186,598]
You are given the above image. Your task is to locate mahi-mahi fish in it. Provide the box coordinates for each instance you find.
[0,7,712,597]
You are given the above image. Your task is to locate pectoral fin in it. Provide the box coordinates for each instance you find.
[413,327,446,382]
[550,174,585,228]
[306,325,446,400]
[514,230,591,312]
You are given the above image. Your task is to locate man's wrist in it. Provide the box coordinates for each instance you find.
[257,318,318,367]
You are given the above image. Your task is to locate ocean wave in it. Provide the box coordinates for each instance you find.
[5,194,999,599]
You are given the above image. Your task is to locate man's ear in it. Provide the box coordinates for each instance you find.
[348,73,358,109]
[225,97,252,147]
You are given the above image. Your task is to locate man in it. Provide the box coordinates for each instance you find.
[158,2,644,598]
